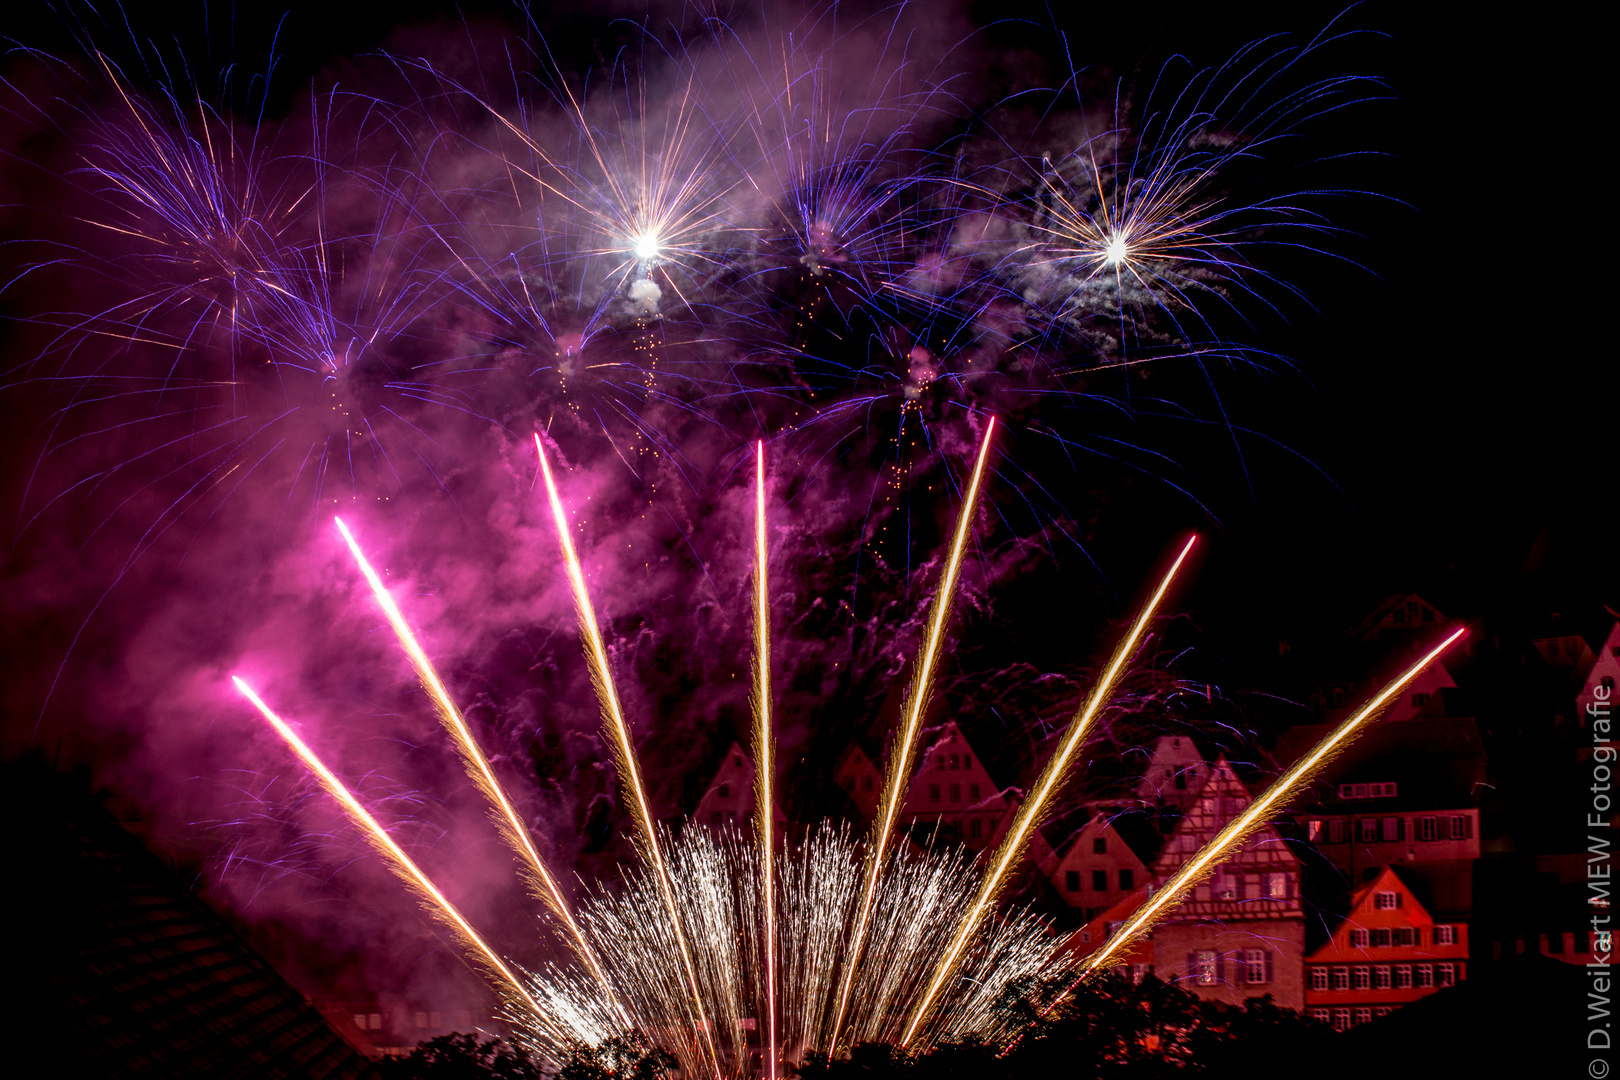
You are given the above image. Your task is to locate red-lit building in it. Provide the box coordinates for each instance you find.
[691,742,787,829]
[1303,866,1468,1031]
[1044,813,1150,918]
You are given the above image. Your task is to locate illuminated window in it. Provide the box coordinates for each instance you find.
[1416,964,1433,988]
[1332,967,1350,991]
[1310,967,1329,992]
[1376,891,1399,911]
[1434,925,1456,945]
[1242,949,1269,984]
[369,1014,383,1030]
[353,1015,367,1031]
[1193,951,1217,985]
[1396,965,1413,989]
[1353,967,1371,991]
[1373,966,1391,990]
[1308,819,1324,842]
[416,1012,428,1030]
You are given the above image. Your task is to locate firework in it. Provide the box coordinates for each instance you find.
[899,533,1198,1045]
[230,677,554,1033]
[534,433,725,1080]
[332,516,619,1010]
[829,415,996,1051]
[751,441,779,1079]
[1065,626,1469,989]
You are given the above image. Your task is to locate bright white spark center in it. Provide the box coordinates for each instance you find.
[631,232,662,261]
[1103,234,1129,267]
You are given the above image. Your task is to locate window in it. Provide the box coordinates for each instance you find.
[1382,817,1402,842]
[1395,928,1415,946]
[416,1012,429,1030]
[1308,819,1324,842]
[929,784,941,803]
[1371,929,1391,947]
[1332,967,1350,991]
[1407,600,1419,618]
[1412,692,1429,708]
[1332,687,1345,707]
[861,775,874,792]
[1374,1007,1394,1018]
[949,783,961,803]
[1354,1007,1372,1026]
[1396,964,1413,989]
[964,755,973,769]
[1437,963,1456,987]
[1416,965,1434,988]
[1193,951,1217,986]
[1119,869,1134,891]
[1358,818,1379,842]
[1093,870,1108,892]
[842,775,855,791]
[353,1015,367,1030]
[1375,891,1399,911]
[1310,1008,1332,1024]
[1066,870,1080,892]
[1433,925,1456,946]
[719,783,730,798]
[1241,949,1269,985]
[1328,819,1346,844]
[1264,872,1289,899]
[1419,816,1438,841]
[1373,965,1392,990]
[1353,967,1371,991]
[734,756,743,767]
[969,818,983,840]
[1333,1008,1351,1032]
[1349,929,1369,948]
[1175,773,1187,790]
[1450,815,1472,840]
[948,754,959,770]
[1094,837,1108,855]
[1310,967,1329,992]
[430,1012,441,1029]
[711,811,723,825]
[969,783,980,801]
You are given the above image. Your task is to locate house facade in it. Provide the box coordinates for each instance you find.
[1149,757,1307,1009]
[1046,813,1150,919]
[1303,866,1468,1030]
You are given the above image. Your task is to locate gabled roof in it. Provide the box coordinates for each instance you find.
[1535,634,1599,671]
[1578,623,1620,716]
[1133,734,1211,804]
[1303,865,1461,963]
[691,742,786,827]
[1151,756,1299,877]
[1376,660,1458,722]
[1353,594,1446,641]
[1271,715,1487,811]
[899,721,1008,818]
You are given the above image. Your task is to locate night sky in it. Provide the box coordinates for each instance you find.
[1,0,1607,1010]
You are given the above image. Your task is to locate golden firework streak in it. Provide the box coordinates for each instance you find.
[752,441,779,1080]
[1062,626,1468,996]
[231,677,547,1021]
[900,534,1199,1046]
[533,435,724,1080]
[332,518,620,1013]
[829,417,998,1050]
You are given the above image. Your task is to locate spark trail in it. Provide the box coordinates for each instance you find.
[332,517,619,1010]
[1063,626,1469,991]
[900,534,1198,1045]
[230,677,551,1027]
[533,434,724,1080]
[751,440,778,1080]
[829,416,997,1050]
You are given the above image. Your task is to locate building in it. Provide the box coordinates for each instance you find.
[692,742,786,829]
[1149,756,1307,1008]
[896,721,1013,853]
[1133,734,1212,811]
[1303,866,1468,1031]
[833,741,883,819]
[1064,887,1154,982]
[1045,812,1150,918]
[1353,594,1446,642]
[1577,621,1620,729]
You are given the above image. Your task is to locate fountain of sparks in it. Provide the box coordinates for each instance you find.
[232,426,1465,1075]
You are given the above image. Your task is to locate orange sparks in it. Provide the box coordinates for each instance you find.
[1061,626,1469,996]
[901,534,1198,1046]
[231,677,546,1021]
[752,440,778,1080]
[332,517,618,1010]
[533,434,723,1080]
[830,416,997,1050]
